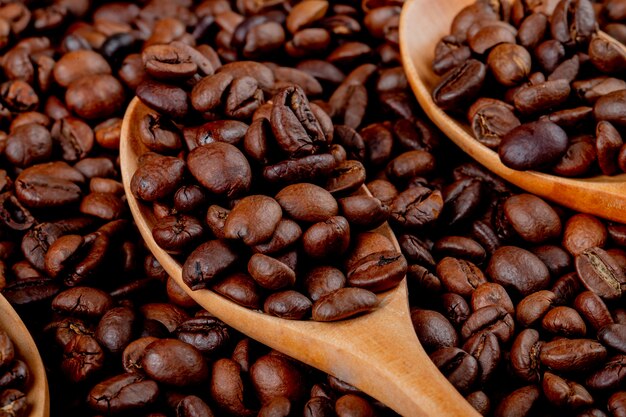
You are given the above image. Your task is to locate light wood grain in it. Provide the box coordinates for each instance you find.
[399,0,626,223]
[120,98,479,417]
[0,294,49,417]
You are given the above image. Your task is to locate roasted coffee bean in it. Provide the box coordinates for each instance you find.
[52,286,113,318]
[499,121,569,170]
[390,186,444,229]
[87,373,159,413]
[541,306,587,337]
[5,124,52,168]
[141,339,209,386]
[264,291,312,320]
[411,309,459,352]
[563,214,608,256]
[436,257,487,297]
[347,250,406,292]
[95,306,136,354]
[517,290,557,327]
[487,246,551,297]
[540,338,607,372]
[275,183,338,223]
[62,334,104,382]
[461,306,515,343]
[251,353,307,404]
[248,254,296,290]
[576,247,626,300]
[312,288,379,321]
[463,332,500,385]
[433,59,486,110]
[224,195,282,246]
[503,194,561,243]
[542,371,593,409]
[494,385,541,417]
[303,216,350,259]
[574,291,614,331]
[510,329,543,383]
[429,347,479,393]
[175,317,230,355]
[471,282,514,314]
[586,355,626,390]
[598,324,626,354]
[182,240,240,290]
[131,154,185,202]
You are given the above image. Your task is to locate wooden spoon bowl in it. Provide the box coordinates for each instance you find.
[0,293,49,417]
[121,97,480,417]
[399,0,626,223]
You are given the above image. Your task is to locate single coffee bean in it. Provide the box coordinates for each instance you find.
[487,246,551,297]
[182,240,240,290]
[263,290,312,320]
[224,195,282,246]
[540,338,607,372]
[248,254,296,290]
[433,59,486,110]
[575,247,626,300]
[436,257,487,297]
[461,305,515,343]
[141,339,209,386]
[311,288,379,321]
[499,121,569,171]
[463,332,500,385]
[429,347,479,393]
[598,324,626,354]
[516,290,557,327]
[275,183,338,223]
[411,309,459,352]
[541,306,587,337]
[542,371,593,409]
[87,373,159,413]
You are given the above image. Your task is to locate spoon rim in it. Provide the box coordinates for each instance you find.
[0,293,49,417]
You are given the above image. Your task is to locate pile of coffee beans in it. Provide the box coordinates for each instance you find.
[0,329,30,417]
[0,0,625,416]
[131,65,411,321]
[41,263,398,416]
[432,0,626,177]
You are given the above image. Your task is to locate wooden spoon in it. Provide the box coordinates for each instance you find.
[0,293,49,417]
[120,97,480,417]
[399,0,626,223]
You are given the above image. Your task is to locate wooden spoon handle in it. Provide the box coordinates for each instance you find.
[316,284,481,417]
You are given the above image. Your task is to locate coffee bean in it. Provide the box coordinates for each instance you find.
[542,371,593,409]
[275,183,338,223]
[311,288,379,321]
[411,309,459,352]
[263,291,312,320]
[429,347,479,393]
[187,142,251,199]
[576,247,626,300]
[182,240,240,290]
[433,59,486,110]
[598,324,626,354]
[437,257,487,297]
[224,195,282,246]
[540,338,607,372]
[487,246,551,297]
[142,339,208,386]
[87,373,159,413]
[564,213,608,256]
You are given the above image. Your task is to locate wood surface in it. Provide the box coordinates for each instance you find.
[399,0,626,223]
[0,293,49,417]
[120,98,480,417]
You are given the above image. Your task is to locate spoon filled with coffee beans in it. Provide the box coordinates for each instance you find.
[121,94,479,417]
[400,0,626,223]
